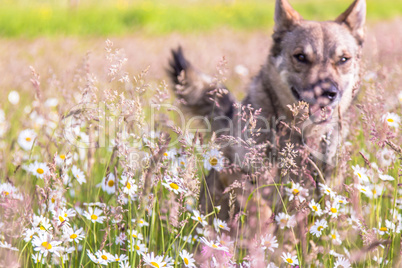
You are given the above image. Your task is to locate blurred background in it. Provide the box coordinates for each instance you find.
[0,0,401,37]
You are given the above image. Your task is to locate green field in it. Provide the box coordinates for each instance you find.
[0,0,401,37]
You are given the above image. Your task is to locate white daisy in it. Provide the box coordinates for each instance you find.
[87,250,108,265]
[200,237,229,252]
[378,147,396,167]
[161,175,186,195]
[32,234,63,257]
[260,234,279,252]
[143,252,166,268]
[63,226,85,243]
[382,112,400,128]
[191,210,208,226]
[319,183,337,198]
[203,149,224,171]
[285,182,309,203]
[180,249,196,267]
[120,174,137,197]
[325,201,340,218]
[379,174,395,181]
[100,173,116,194]
[281,252,299,266]
[71,165,86,184]
[310,219,328,237]
[83,207,106,224]
[329,229,342,245]
[309,200,323,216]
[334,257,351,268]
[275,212,296,229]
[128,241,148,255]
[18,129,36,151]
[127,229,144,241]
[213,218,230,232]
[28,162,50,179]
[351,165,370,183]
[114,254,128,262]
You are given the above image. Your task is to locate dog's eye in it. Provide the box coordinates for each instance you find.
[339,57,350,64]
[294,53,308,63]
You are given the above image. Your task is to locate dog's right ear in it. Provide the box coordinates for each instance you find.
[274,0,303,32]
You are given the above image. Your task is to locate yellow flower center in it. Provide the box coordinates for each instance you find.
[330,208,337,213]
[135,245,140,250]
[4,191,9,196]
[25,137,32,142]
[91,214,98,220]
[180,161,185,165]
[372,189,377,194]
[280,219,287,224]
[357,173,362,178]
[107,180,114,187]
[361,188,366,192]
[41,242,52,250]
[184,258,189,265]
[209,157,218,166]
[317,226,323,231]
[70,234,78,239]
[132,234,137,238]
[51,197,55,203]
[286,258,293,264]
[151,262,159,268]
[332,234,336,239]
[59,154,66,160]
[197,216,202,222]
[380,227,387,231]
[312,205,318,211]
[326,189,331,193]
[387,118,394,123]
[39,225,45,231]
[116,258,120,261]
[126,182,131,189]
[219,224,224,228]
[37,168,44,174]
[101,255,108,260]
[58,216,65,222]
[212,244,218,249]
[163,152,168,156]
[292,189,299,195]
[170,183,179,190]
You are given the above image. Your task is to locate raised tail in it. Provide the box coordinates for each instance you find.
[167,46,236,129]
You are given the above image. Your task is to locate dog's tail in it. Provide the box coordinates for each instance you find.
[167,46,236,131]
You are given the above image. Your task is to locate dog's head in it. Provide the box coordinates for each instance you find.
[270,0,366,124]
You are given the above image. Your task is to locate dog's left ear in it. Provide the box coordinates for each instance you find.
[274,0,303,32]
[335,0,366,45]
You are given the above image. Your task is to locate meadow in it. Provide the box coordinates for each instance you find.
[0,0,402,267]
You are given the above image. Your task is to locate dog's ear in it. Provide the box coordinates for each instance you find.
[274,0,302,32]
[335,0,366,45]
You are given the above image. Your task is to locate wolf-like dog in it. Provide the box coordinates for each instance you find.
[168,0,366,220]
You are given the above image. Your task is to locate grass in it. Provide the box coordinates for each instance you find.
[0,0,401,37]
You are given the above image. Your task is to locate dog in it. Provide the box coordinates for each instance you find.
[168,0,366,220]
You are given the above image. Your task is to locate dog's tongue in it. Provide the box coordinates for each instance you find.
[309,104,333,123]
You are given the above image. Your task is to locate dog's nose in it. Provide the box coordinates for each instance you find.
[322,85,338,102]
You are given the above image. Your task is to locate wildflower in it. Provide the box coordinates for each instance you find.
[325,201,340,218]
[120,174,137,197]
[310,219,328,237]
[285,182,309,202]
[32,215,53,231]
[115,232,127,245]
[177,155,187,169]
[180,249,196,267]
[143,252,166,268]
[329,229,342,245]
[398,91,402,104]
[213,218,230,232]
[128,241,148,255]
[379,174,395,181]
[63,227,85,243]
[114,254,128,262]
[55,153,67,166]
[32,252,44,264]
[0,241,18,251]
[119,261,130,268]
[0,182,18,198]
[83,207,106,224]
[319,183,337,198]
[137,218,149,227]
[71,165,86,184]
[87,250,108,265]
[351,165,370,183]
[334,257,351,268]
[32,234,62,257]
[203,149,224,171]
[163,148,177,160]
[378,147,396,167]
[100,173,117,194]
[28,162,49,179]
[191,210,208,226]
[334,195,349,205]
[200,237,229,252]
[161,175,186,195]
[128,229,144,241]
[23,228,36,242]
[368,184,384,199]
[275,212,296,229]
[309,200,323,216]
[376,220,395,235]
[260,234,279,252]
[356,184,372,198]
[8,90,20,105]
[53,208,75,227]
[281,252,299,266]
[18,129,36,151]
[381,112,400,128]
